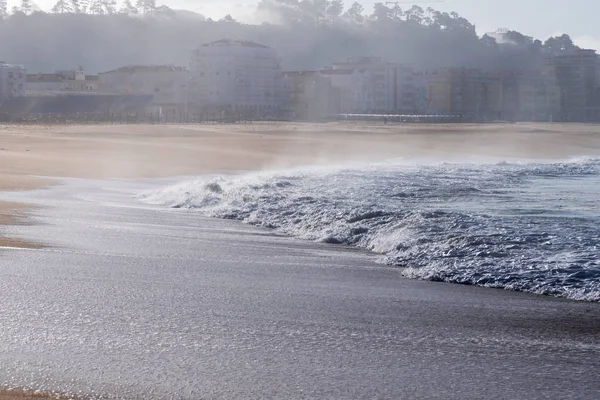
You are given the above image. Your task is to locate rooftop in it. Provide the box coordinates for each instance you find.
[201,39,270,49]
[319,69,355,76]
[0,61,25,69]
[283,71,319,76]
[101,65,188,74]
[27,72,100,82]
[27,73,65,82]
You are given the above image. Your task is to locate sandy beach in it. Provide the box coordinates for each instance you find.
[2,122,600,182]
[3,121,600,248]
[1,122,600,399]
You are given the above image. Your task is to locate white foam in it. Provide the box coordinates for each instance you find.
[143,158,600,301]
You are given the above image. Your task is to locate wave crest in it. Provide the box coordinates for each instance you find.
[143,158,600,302]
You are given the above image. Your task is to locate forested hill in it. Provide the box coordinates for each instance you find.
[0,0,584,73]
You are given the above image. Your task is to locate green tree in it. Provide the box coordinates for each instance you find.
[544,34,577,54]
[404,5,424,24]
[370,2,393,23]
[119,0,138,14]
[78,0,89,13]
[257,0,303,24]
[344,2,364,23]
[90,0,104,14]
[505,30,530,46]
[102,0,117,14]
[299,0,330,24]
[155,4,173,15]
[0,0,8,19]
[20,0,32,14]
[51,0,72,13]
[136,0,156,15]
[219,14,237,22]
[326,0,343,20]
[480,34,497,47]
[70,0,80,12]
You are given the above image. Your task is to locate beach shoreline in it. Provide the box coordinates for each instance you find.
[1,122,600,399]
[4,121,600,249]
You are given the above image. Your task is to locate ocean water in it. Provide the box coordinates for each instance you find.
[143,157,600,302]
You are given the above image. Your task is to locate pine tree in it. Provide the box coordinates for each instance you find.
[155,4,173,16]
[78,0,89,13]
[70,0,80,12]
[219,14,237,23]
[20,0,32,14]
[0,0,9,19]
[135,0,155,15]
[51,0,72,13]
[89,0,103,14]
[102,0,117,15]
[119,0,137,14]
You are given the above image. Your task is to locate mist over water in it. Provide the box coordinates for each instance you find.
[144,157,600,302]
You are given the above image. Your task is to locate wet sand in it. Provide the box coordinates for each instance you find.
[0,389,71,400]
[1,122,600,399]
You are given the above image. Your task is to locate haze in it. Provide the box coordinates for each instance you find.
[12,0,600,48]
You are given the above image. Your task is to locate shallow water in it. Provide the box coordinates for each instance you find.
[1,177,599,399]
[145,157,600,301]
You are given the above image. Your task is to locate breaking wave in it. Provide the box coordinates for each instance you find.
[142,157,600,302]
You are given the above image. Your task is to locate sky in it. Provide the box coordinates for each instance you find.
[15,0,600,49]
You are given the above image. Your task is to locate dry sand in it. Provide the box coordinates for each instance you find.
[2,121,600,245]
[2,121,600,247]
[1,122,600,399]
[1,122,600,182]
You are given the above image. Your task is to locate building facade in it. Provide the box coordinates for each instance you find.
[190,39,287,116]
[26,68,98,96]
[500,71,561,121]
[0,62,26,102]
[283,71,339,120]
[423,68,503,120]
[98,65,191,115]
[324,57,425,114]
[545,49,600,121]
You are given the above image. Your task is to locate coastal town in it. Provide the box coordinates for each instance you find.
[1,33,600,122]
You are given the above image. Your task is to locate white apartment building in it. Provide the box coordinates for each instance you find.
[323,57,425,114]
[0,62,26,102]
[98,65,191,114]
[190,39,287,114]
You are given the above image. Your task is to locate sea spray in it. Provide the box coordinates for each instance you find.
[142,158,600,301]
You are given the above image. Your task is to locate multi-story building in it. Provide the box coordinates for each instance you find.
[545,49,600,121]
[98,65,191,116]
[501,70,561,121]
[0,62,26,102]
[283,71,339,120]
[317,68,356,114]
[423,68,503,120]
[323,57,425,114]
[26,68,98,95]
[190,39,287,116]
